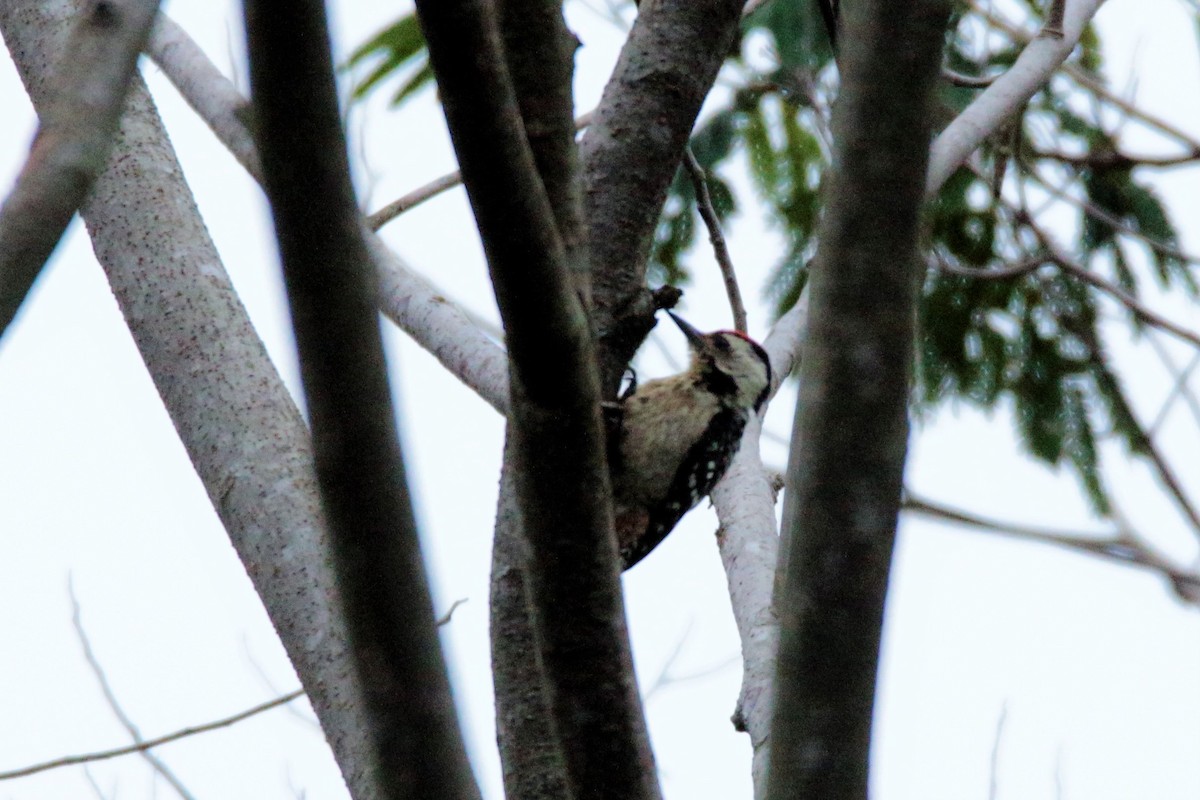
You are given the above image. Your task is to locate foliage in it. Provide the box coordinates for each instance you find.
[345,0,1199,517]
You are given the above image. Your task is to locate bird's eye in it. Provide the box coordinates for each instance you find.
[713,336,731,353]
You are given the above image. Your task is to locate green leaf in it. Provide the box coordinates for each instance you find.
[345,14,430,106]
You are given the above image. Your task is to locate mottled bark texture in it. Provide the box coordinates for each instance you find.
[243,2,480,799]
[768,2,952,799]
[581,0,746,395]
[0,3,379,797]
[415,2,659,799]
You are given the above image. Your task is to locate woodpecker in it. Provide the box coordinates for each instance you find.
[610,311,772,570]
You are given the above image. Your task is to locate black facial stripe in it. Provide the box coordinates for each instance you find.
[700,360,739,397]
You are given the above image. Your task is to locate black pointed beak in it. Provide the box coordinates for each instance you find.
[666,311,705,349]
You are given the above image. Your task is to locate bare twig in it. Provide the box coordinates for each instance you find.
[368,111,594,233]
[1030,146,1200,169]
[682,147,748,332]
[435,598,469,627]
[0,690,306,781]
[1045,235,1200,351]
[1146,333,1200,435]
[367,170,462,230]
[942,66,999,88]
[903,491,1200,601]
[68,579,196,800]
[1020,158,1200,266]
[988,702,1009,800]
[934,251,1045,280]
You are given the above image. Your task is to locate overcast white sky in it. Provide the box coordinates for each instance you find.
[1,1,1198,798]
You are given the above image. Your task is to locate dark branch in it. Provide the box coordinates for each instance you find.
[243,2,480,798]
[0,690,306,782]
[414,2,659,798]
[769,2,952,798]
[0,0,160,342]
[682,147,748,332]
[581,0,747,395]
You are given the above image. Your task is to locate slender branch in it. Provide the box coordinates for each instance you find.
[244,1,480,797]
[144,13,511,415]
[988,702,1009,800]
[1147,336,1200,435]
[367,110,592,233]
[926,0,1107,197]
[942,65,999,88]
[1020,157,1200,266]
[68,580,196,800]
[0,690,307,782]
[682,147,748,332]
[1032,223,1200,351]
[934,251,1046,280]
[973,1,1200,152]
[903,491,1200,601]
[0,0,161,341]
[367,169,461,230]
[1030,146,1200,169]
[147,14,260,179]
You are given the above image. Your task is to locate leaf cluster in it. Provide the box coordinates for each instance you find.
[346,0,1199,518]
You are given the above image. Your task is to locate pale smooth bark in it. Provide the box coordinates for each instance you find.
[1,3,377,797]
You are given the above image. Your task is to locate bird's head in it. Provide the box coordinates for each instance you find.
[668,311,772,411]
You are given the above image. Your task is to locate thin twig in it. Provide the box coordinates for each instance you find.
[68,579,197,800]
[0,689,306,781]
[935,251,1045,280]
[988,701,1008,800]
[942,66,999,88]
[902,491,1200,599]
[1146,332,1200,435]
[367,111,595,232]
[1021,157,1200,266]
[367,169,462,230]
[435,598,469,627]
[1030,146,1200,169]
[682,147,748,332]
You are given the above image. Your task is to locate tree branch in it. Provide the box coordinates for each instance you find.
[0,4,383,797]
[0,0,160,341]
[415,2,659,798]
[0,690,306,782]
[683,147,748,332]
[69,579,196,800]
[143,13,511,415]
[769,2,952,798]
[243,3,480,798]
[581,0,748,395]
[903,491,1200,603]
[926,0,1107,197]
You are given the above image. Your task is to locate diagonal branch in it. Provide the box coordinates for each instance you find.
[582,0,749,395]
[926,0,1107,196]
[243,2,480,798]
[683,147,748,333]
[143,13,510,414]
[68,579,195,800]
[0,690,306,782]
[415,2,659,799]
[0,0,160,341]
